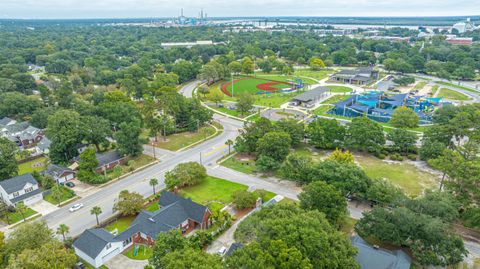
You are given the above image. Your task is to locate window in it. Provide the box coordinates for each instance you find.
[106,243,111,250]
[12,192,19,198]
[24,187,34,193]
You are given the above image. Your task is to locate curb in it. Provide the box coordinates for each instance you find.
[175,122,223,152]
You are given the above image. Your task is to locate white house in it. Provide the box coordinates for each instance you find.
[0,174,43,206]
[41,164,76,184]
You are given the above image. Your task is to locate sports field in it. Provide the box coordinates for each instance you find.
[221,77,292,97]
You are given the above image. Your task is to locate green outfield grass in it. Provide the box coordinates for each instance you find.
[225,77,291,96]
[437,88,470,101]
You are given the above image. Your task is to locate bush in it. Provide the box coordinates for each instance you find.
[407,154,417,161]
[390,154,403,161]
[232,190,257,209]
[462,207,480,229]
[375,153,386,159]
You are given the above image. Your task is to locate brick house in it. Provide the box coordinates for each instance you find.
[73,191,211,268]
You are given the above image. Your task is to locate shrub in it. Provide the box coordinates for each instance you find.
[232,190,257,209]
[375,153,386,159]
[390,154,404,161]
[407,154,417,161]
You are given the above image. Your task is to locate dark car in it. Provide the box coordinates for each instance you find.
[65,182,75,188]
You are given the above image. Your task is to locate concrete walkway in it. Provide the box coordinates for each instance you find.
[104,253,148,269]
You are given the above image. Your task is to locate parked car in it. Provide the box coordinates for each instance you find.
[217,246,227,256]
[69,203,84,212]
[65,182,75,188]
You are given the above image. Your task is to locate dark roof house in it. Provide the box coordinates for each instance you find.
[0,173,43,206]
[351,236,411,269]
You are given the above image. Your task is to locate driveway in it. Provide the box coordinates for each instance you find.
[29,199,58,215]
[104,253,148,269]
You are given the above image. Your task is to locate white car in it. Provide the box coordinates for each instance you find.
[69,203,84,212]
[217,246,227,256]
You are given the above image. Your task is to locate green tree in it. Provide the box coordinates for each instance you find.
[232,190,257,209]
[56,224,70,242]
[345,117,385,153]
[387,128,417,155]
[406,191,460,223]
[307,118,345,149]
[366,179,406,206]
[149,178,159,195]
[160,248,222,269]
[76,146,99,183]
[225,139,234,155]
[235,204,359,269]
[236,94,255,116]
[113,190,144,216]
[114,119,142,157]
[149,229,195,269]
[5,221,53,255]
[0,138,18,180]
[50,185,64,206]
[208,90,223,106]
[15,203,28,222]
[8,240,77,269]
[299,181,347,225]
[326,149,354,164]
[90,206,102,226]
[309,57,326,70]
[256,131,292,162]
[164,162,207,190]
[241,57,254,74]
[279,153,314,184]
[235,118,273,153]
[389,106,419,128]
[46,109,84,164]
[228,61,242,74]
[82,116,112,151]
[225,240,312,269]
[275,119,305,146]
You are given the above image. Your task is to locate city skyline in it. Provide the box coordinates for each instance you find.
[0,0,479,19]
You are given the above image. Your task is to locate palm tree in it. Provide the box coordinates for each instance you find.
[16,203,27,222]
[57,224,70,241]
[90,206,102,226]
[225,139,234,155]
[149,178,159,195]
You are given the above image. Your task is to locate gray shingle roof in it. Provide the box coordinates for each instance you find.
[73,229,116,258]
[41,164,74,178]
[10,188,42,204]
[159,191,208,223]
[351,236,411,269]
[290,87,330,103]
[0,174,38,194]
[0,117,15,126]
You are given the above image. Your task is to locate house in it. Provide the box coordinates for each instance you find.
[35,137,51,155]
[0,117,16,127]
[446,37,474,46]
[71,150,127,173]
[289,86,331,108]
[41,164,76,184]
[331,67,379,85]
[0,174,43,206]
[351,236,411,269]
[73,191,211,268]
[0,121,44,148]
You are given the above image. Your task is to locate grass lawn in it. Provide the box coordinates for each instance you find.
[43,186,76,205]
[252,91,299,107]
[208,201,225,212]
[180,176,248,205]
[123,245,153,260]
[437,88,470,101]
[326,86,353,93]
[145,202,159,212]
[222,156,257,174]
[313,105,334,115]
[154,125,217,151]
[255,73,318,85]
[340,217,357,234]
[414,81,428,90]
[2,206,37,225]
[435,81,478,93]
[107,154,156,180]
[355,155,438,197]
[105,216,136,233]
[430,85,440,96]
[321,94,351,105]
[225,77,291,95]
[81,259,109,269]
[294,69,335,81]
[18,157,48,175]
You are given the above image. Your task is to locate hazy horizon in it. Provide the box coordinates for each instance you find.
[1,0,479,19]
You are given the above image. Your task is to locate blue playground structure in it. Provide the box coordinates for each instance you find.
[330,91,443,125]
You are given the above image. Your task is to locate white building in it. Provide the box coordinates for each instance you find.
[0,174,43,206]
[452,18,476,34]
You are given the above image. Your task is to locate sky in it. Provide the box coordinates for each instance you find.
[0,0,479,19]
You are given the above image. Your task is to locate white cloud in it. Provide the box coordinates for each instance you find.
[0,0,479,18]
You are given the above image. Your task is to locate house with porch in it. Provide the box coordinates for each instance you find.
[0,174,43,206]
[70,150,127,173]
[41,164,76,184]
[0,121,44,148]
[73,191,211,268]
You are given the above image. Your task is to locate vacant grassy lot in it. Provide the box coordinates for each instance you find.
[105,216,136,233]
[154,125,217,151]
[180,176,248,205]
[106,154,156,180]
[356,155,438,197]
[44,186,76,205]
[437,88,470,101]
[222,156,257,174]
[321,94,351,105]
[123,245,153,260]
[18,157,48,175]
[327,86,353,93]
